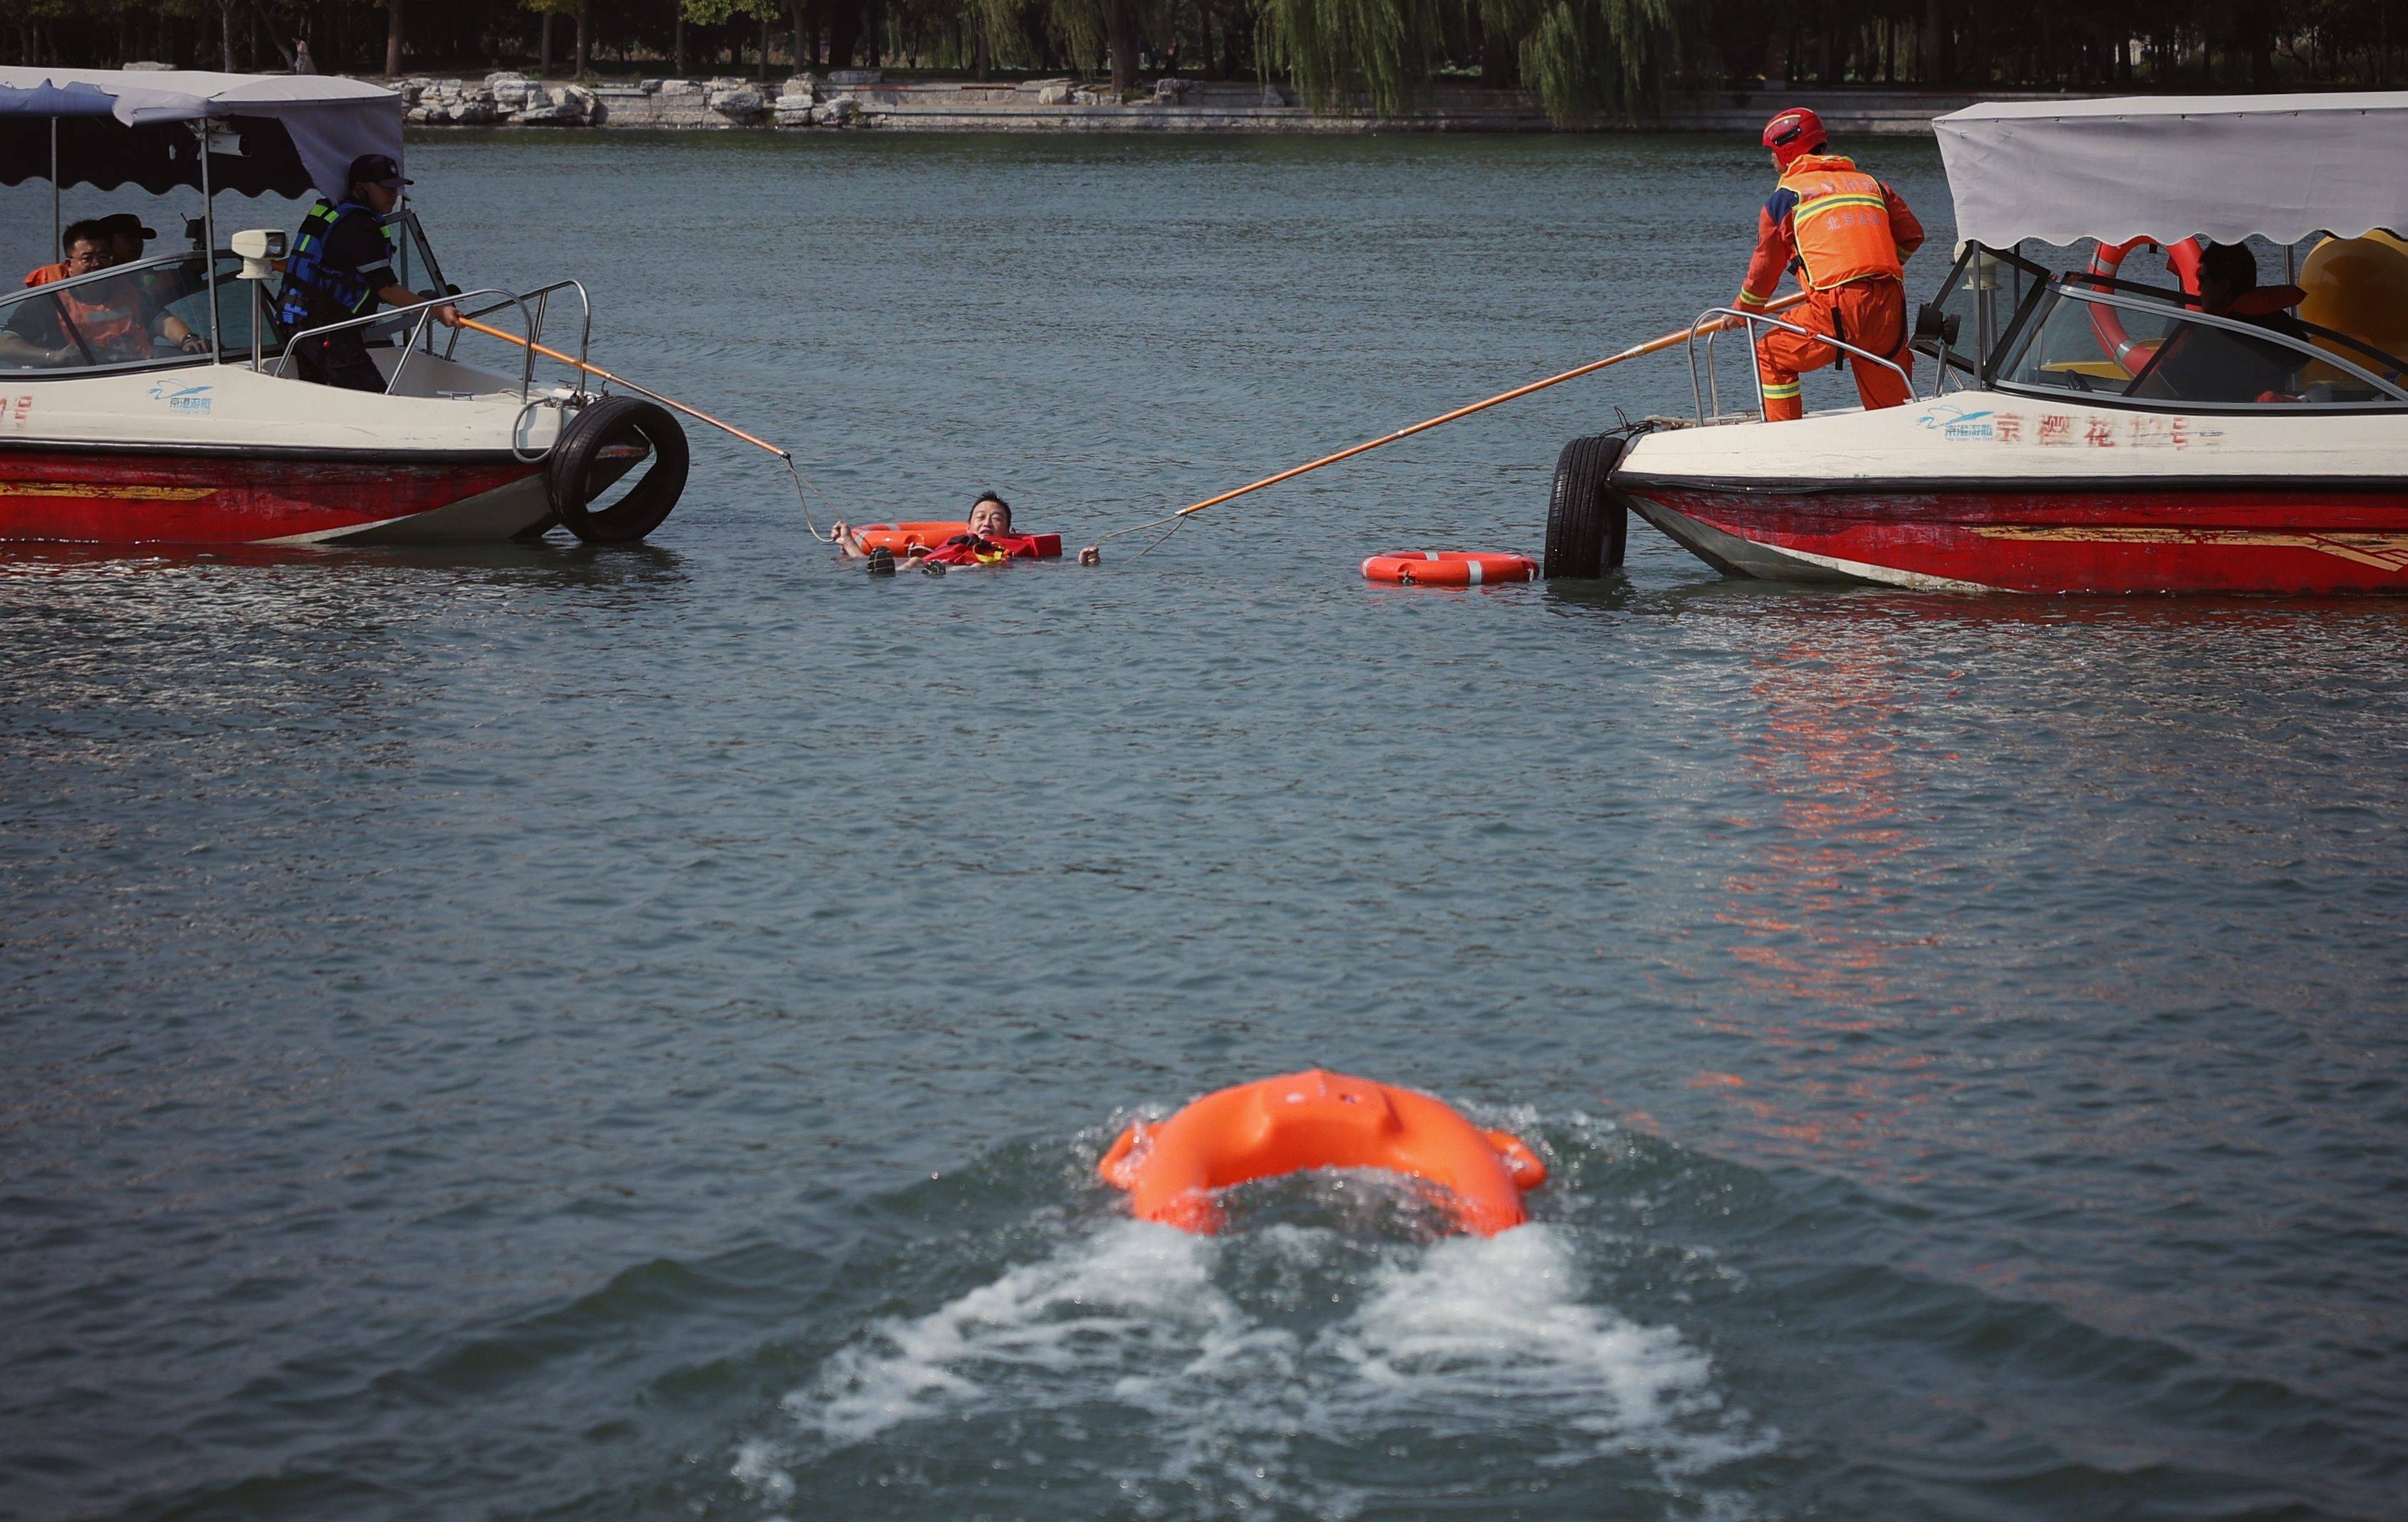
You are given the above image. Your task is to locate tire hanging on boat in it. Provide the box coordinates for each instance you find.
[1543,433,1628,578]
[548,396,690,545]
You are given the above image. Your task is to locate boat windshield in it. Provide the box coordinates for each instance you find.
[1995,272,2408,412]
[0,251,258,381]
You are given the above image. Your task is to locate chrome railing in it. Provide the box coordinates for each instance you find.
[446,279,592,382]
[270,286,541,397]
[1686,306,1920,423]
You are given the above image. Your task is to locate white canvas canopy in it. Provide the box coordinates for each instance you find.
[1935,93,2408,250]
[0,67,403,200]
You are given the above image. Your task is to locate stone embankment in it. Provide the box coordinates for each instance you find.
[394,73,2061,135]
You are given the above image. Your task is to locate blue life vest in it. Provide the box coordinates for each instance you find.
[275,199,383,329]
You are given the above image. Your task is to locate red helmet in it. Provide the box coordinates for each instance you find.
[1761,107,1827,168]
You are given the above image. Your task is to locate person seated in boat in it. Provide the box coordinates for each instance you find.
[2128,242,2311,404]
[831,494,1100,568]
[276,153,459,392]
[1,222,206,368]
[97,212,206,312]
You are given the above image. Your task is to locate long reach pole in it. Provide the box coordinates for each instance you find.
[458,317,792,460]
[1160,292,1811,524]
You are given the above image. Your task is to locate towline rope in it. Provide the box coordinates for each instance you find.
[1089,295,1812,551]
[459,317,843,542]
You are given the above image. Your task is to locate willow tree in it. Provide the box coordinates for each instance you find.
[1266,0,1689,120]
[951,0,1105,77]
[1261,0,1443,115]
[1510,0,1687,121]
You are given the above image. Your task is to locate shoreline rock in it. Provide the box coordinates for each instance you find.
[376,78,2080,135]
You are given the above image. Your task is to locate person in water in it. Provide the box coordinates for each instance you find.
[831,494,1102,569]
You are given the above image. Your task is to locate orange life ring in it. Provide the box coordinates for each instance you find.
[1361,551,1538,588]
[1097,1068,1547,1237]
[2086,237,2204,372]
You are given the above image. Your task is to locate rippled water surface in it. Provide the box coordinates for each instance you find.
[5,133,2407,1522]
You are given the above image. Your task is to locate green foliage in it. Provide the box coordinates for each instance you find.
[6,0,2399,103]
[1512,0,1686,124]
[1262,0,1443,115]
[680,0,785,24]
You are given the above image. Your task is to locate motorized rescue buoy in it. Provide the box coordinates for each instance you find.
[1361,551,1539,588]
[1097,1068,1547,1237]
[547,395,690,544]
[2086,237,2205,374]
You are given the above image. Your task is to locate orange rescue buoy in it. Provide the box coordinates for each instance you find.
[854,521,1065,560]
[854,521,968,555]
[1362,551,1539,588]
[1097,1068,1547,1237]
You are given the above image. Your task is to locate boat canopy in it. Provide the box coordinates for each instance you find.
[1935,92,2408,250]
[0,67,403,200]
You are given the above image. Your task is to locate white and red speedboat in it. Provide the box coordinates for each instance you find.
[1546,93,2408,595]
[0,68,685,546]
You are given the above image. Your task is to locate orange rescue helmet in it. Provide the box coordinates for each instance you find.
[1762,106,1828,169]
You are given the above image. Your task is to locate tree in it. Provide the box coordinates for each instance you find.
[525,0,575,74]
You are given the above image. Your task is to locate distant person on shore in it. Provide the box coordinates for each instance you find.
[1736,106,1925,422]
[293,39,317,75]
[830,493,1102,571]
[276,153,458,392]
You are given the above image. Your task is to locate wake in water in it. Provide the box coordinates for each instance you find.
[740,1213,1772,1518]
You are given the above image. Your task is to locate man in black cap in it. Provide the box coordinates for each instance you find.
[275,152,458,391]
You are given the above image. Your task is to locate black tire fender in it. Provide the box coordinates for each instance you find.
[547,396,689,545]
[1542,433,1629,579]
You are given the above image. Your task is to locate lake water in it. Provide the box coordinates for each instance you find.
[4,132,2406,1522]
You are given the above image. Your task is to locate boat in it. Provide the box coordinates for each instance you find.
[1545,93,2408,595]
[0,68,685,547]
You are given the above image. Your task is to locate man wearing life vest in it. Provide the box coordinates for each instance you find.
[0,221,205,368]
[1737,108,1926,422]
[276,153,458,391]
[831,493,1070,573]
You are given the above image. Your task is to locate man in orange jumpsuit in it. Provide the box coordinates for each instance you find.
[1736,107,1926,422]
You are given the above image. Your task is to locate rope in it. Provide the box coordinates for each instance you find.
[1078,298,1814,553]
[465,315,842,543]
[1117,515,1189,566]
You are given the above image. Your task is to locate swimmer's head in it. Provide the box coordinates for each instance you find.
[968,494,1011,536]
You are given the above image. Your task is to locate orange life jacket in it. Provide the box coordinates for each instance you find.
[24,262,67,288]
[1779,155,1903,292]
[922,531,1054,566]
[55,277,155,364]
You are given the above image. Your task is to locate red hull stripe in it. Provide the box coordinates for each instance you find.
[1631,484,2408,594]
[0,451,543,545]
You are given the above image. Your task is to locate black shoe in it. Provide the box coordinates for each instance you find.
[920,559,947,577]
[866,546,896,576]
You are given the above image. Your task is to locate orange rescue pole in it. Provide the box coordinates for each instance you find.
[458,316,791,461]
[1156,292,1811,527]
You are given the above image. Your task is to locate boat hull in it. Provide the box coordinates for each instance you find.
[1619,479,2408,594]
[1612,394,2408,594]
[0,446,550,546]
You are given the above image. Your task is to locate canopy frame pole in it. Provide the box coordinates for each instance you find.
[50,118,61,261]
[199,123,219,363]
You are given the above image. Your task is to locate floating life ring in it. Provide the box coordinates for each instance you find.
[1361,551,1539,588]
[2086,236,2204,374]
[1097,1068,1547,1237]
